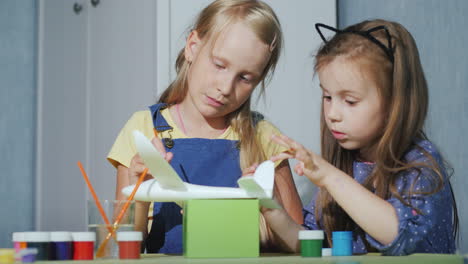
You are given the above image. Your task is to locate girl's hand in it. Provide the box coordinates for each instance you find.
[128,136,173,185]
[242,163,259,177]
[270,134,330,187]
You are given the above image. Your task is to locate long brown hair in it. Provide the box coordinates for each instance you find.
[158,0,283,169]
[314,19,458,247]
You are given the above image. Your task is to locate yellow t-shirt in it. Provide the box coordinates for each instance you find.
[107,108,287,169]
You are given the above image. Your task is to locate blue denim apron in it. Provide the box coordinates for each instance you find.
[145,103,242,253]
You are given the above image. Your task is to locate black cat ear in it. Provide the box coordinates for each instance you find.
[315,23,342,43]
[364,25,394,62]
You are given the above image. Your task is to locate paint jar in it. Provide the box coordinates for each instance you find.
[117,231,142,259]
[50,231,73,260]
[23,232,51,260]
[298,230,323,257]
[0,249,15,263]
[12,232,27,261]
[72,232,95,260]
[87,200,135,259]
[19,248,38,263]
[332,231,353,256]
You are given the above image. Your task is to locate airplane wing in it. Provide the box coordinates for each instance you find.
[237,160,280,209]
[237,160,274,197]
[237,176,267,198]
[133,130,187,191]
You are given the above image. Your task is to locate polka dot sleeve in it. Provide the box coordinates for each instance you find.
[302,192,320,230]
[365,141,455,255]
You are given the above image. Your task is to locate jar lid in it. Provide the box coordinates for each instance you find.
[117,231,142,241]
[298,230,324,240]
[332,231,352,240]
[50,232,72,242]
[72,232,96,242]
[0,248,15,255]
[12,232,26,242]
[322,248,332,256]
[0,249,15,263]
[23,232,50,242]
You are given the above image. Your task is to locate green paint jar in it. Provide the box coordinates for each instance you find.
[299,230,324,257]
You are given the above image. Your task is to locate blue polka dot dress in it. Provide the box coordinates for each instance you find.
[302,139,456,255]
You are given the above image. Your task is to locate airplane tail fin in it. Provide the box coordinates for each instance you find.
[237,160,280,209]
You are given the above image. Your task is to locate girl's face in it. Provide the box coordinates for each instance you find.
[318,57,386,161]
[183,22,271,119]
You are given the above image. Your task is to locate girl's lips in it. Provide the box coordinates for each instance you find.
[206,96,224,107]
[331,130,346,140]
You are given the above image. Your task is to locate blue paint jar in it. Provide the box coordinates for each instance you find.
[50,232,73,260]
[332,231,352,256]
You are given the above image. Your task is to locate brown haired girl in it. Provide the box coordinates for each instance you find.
[262,19,458,255]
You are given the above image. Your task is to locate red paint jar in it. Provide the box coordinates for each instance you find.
[117,231,142,259]
[72,232,95,260]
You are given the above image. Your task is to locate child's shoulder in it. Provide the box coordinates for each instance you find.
[251,111,277,132]
[404,138,443,165]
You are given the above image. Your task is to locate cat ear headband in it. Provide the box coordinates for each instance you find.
[315,23,394,63]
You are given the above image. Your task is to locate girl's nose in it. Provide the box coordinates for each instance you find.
[327,102,342,122]
[217,74,236,96]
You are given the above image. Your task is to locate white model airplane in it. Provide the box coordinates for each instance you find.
[121,130,280,208]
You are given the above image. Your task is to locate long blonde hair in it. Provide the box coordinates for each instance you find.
[314,19,458,247]
[158,0,282,170]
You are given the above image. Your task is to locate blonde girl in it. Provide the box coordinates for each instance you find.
[108,0,302,253]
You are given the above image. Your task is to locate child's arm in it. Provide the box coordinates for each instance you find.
[115,136,174,245]
[243,159,303,252]
[260,160,303,252]
[273,160,303,225]
[261,206,304,253]
[271,134,399,246]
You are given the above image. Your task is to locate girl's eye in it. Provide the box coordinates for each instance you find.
[240,75,252,83]
[323,95,331,101]
[345,100,357,105]
[214,62,225,69]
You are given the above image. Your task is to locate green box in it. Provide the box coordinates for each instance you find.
[183,199,259,258]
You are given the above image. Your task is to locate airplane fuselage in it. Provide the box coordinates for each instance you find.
[124,179,272,202]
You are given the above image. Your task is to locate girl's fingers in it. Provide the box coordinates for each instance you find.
[270,152,294,162]
[242,163,258,176]
[294,146,319,170]
[270,134,291,149]
[294,162,304,176]
[301,166,315,180]
[165,152,174,163]
[274,134,307,156]
[271,134,298,154]
[129,164,148,184]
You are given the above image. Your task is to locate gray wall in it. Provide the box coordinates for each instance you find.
[0,0,37,247]
[338,0,468,253]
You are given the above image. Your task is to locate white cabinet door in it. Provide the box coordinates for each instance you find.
[37,0,157,231]
[87,0,157,205]
[37,0,88,231]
